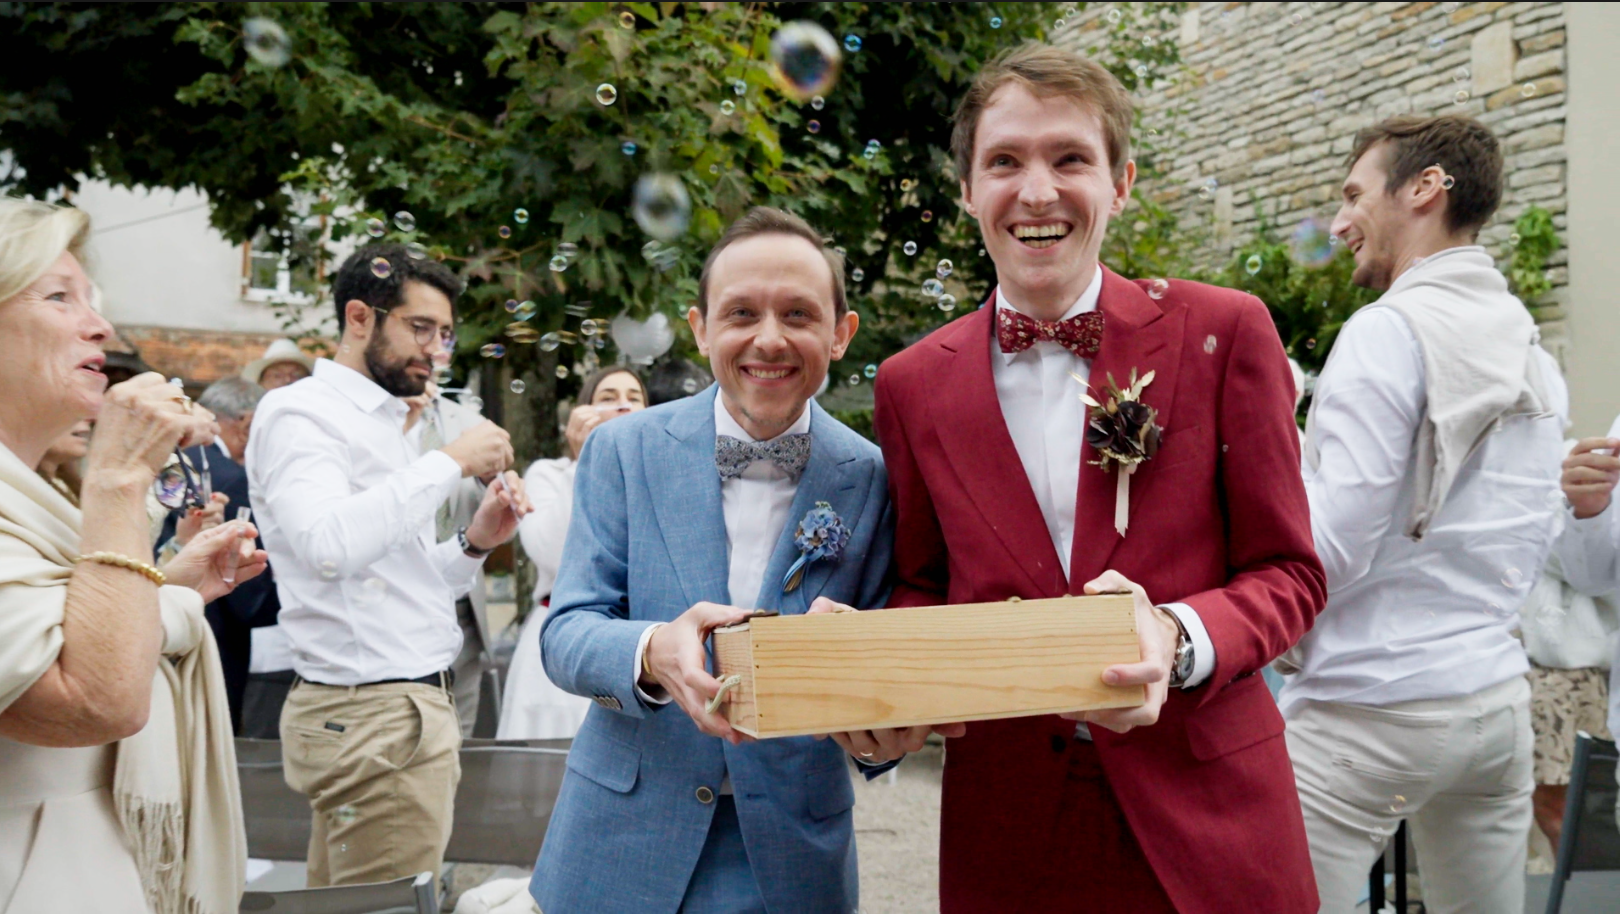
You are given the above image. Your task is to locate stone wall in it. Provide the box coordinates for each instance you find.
[1062,1,1570,358]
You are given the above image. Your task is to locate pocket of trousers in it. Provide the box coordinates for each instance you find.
[1326,707,1451,812]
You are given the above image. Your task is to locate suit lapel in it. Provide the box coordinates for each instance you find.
[645,388,731,610]
[929,298,1068,597]
[754,401,874,614]
[1068,267,1187,589]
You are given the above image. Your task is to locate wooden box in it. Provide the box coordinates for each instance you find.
[711,596,1144,739]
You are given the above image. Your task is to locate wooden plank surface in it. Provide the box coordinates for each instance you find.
[713,596,1144,738]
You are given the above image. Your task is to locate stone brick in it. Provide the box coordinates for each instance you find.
[1520,30,1565,53]
[1471,20,1518,93]
[1514,49,1564,81]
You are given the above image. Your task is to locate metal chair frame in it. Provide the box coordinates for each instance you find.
[1545,731,1620,914]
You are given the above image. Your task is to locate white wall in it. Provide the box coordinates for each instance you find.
[72,181,304,334]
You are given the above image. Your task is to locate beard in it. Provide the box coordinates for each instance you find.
[364,328,430,397]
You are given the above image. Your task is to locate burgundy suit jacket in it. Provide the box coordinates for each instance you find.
[872,267,1326,914]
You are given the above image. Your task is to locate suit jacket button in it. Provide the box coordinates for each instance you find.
[1050,734,1067,754]
[695,786,715,804]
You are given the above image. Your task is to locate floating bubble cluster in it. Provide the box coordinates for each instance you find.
[632,173,692,241]
[769,21,842,103]
[244,18,291,68]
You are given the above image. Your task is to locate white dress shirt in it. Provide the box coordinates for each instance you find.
[1552,413,1620,738]
[632,396,809,707]
[246,359,483,685]
[991,271,1214,688]
[518,457,578,603]
[1280,306,1568,714]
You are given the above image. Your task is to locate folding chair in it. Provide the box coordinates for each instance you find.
[1367,820,1412,913]
[238,871,436,914]
[471,666,504,738]
[445,738,571,867]
[1545,732,1620,913]
[237,737,314,860]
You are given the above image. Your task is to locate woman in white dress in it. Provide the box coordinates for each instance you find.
[498,367,648,739]
[0,198,268,913]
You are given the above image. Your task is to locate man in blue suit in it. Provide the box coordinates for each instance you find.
[532,207,940,913]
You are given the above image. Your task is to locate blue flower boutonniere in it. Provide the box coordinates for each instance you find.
[782,501,851,594]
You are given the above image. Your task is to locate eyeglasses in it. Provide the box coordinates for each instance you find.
[153,447,212,511]
[372,306,456,350]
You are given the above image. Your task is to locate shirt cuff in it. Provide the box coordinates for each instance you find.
[417,449,465,492]
[633,622,671,706]
[1161,602,1216,689]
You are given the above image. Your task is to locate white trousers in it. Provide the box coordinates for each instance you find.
[1284,675,1533,914]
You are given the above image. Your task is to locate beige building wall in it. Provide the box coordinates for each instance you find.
[1563,2,1620,436]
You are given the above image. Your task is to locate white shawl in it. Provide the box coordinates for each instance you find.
[0,443,244,914]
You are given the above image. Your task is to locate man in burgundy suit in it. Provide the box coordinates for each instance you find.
[873,44,1326,912]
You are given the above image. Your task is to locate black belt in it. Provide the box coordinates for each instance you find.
[295,669,454,689]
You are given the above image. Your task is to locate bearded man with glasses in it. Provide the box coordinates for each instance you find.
[247,243,532,887]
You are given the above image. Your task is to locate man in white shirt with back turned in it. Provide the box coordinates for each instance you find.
[1280,115,1568,911]
[248,243,530,888]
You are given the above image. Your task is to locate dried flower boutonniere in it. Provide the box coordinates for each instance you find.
[1077,368,1163,537]
[782,501,851,593]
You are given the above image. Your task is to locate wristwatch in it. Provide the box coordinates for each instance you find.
[1165,609,1195,688]
[456,526,493,559]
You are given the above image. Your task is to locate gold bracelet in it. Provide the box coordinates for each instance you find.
[76,551,167,587]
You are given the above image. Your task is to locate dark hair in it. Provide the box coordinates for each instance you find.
[696,207,846,320]
[952,42,1134,183]
[1347,115,1503,236]
[331,243,464,333]
[645,357,714,405]
[577,366,646,406]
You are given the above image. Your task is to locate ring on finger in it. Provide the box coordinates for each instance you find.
[859,751,875,758]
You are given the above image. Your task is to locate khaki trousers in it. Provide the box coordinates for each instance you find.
[1285,676,1533,914]
[280,680,462,887]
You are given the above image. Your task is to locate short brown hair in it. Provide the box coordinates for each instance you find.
[696,206,847,319]
[578,365,645,405]
[951,43,1134,183]
[1347,115,1503,235]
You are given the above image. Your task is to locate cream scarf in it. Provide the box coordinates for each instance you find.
[0,442,244,914]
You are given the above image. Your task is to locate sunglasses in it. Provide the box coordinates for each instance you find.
[153,447,212,511]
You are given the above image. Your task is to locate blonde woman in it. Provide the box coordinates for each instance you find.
[0,198,266,914]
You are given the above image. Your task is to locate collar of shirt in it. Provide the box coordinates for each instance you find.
[1405,244,1487,276]
[992,266,1105,367]
[313,358,408,421]
[713,391,812,444]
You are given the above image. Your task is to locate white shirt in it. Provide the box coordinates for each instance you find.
[991,272,1214,688]
[518,457,578,603]
[246,359,483,685]
[1551,414,1620,738]
[632,396,809,705]
[1280,306,1568,714]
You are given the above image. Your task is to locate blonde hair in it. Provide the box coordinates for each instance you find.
[0,197,93,305]
[951,43,1135,183]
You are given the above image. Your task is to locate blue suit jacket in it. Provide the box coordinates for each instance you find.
[531,386,893,914]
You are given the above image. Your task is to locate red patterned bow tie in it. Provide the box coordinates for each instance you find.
[996,307,1105,359]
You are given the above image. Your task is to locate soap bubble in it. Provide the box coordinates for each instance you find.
[393,211,416,232]
[550,254,570,272]
[1134,63,1149,79]
[851,267,865,282]
[504,299,519,313]
[622,141,638,156]
[1522,83,1537,98]
[1389,794,1407,813]
[937,294,957,312]
[1509,232,1521,246]
[1502,567,1524,588]
[807,120,821,134]
[1453,89,1469,105]
[1054,19,1067,29]
[720,100,736,116]
[1204,334,1218,354]
[596,83,618,105]
[844,34,862,52]
[498,225,513,239]
[405,242,428,260]
[244,18,291,67]
[507,324,539,346]
[1245,254,1263,275]
[682,377,701,394]
[990,15,1003,28]
[556,365,571,379]
[848,373,861,386]
[900,178,916,192]
[513,208,530,224]
[732,79,748,96]
[464,396,483,413]
[513,300,538,321]
[356,576,388,607]
[902,240,918,256]
[921,278,944,298]
[1197,178,1218,201]
[811,95,825,110]
[365,217,386,238]
[632,173,692,241]
[936,259,953,279]
[1289,217,1335,268]
[1453,66,1471,83]
[538,332,562,352]
[921,210,934,223]
[1428,35,1445,50]
[334,804,359,825]
[769,21,843,102]
[864,364,878,379]
[863,146,878,161]
[370,257,392,278]
[510,379,527,395]
[1305,338,1317,350]
[1106,8,1123,24]
[618,10,636,29]
[580,318,604,337]
[558,242,579,259]
[1146,277,1170,299]
[480,343,506,358]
